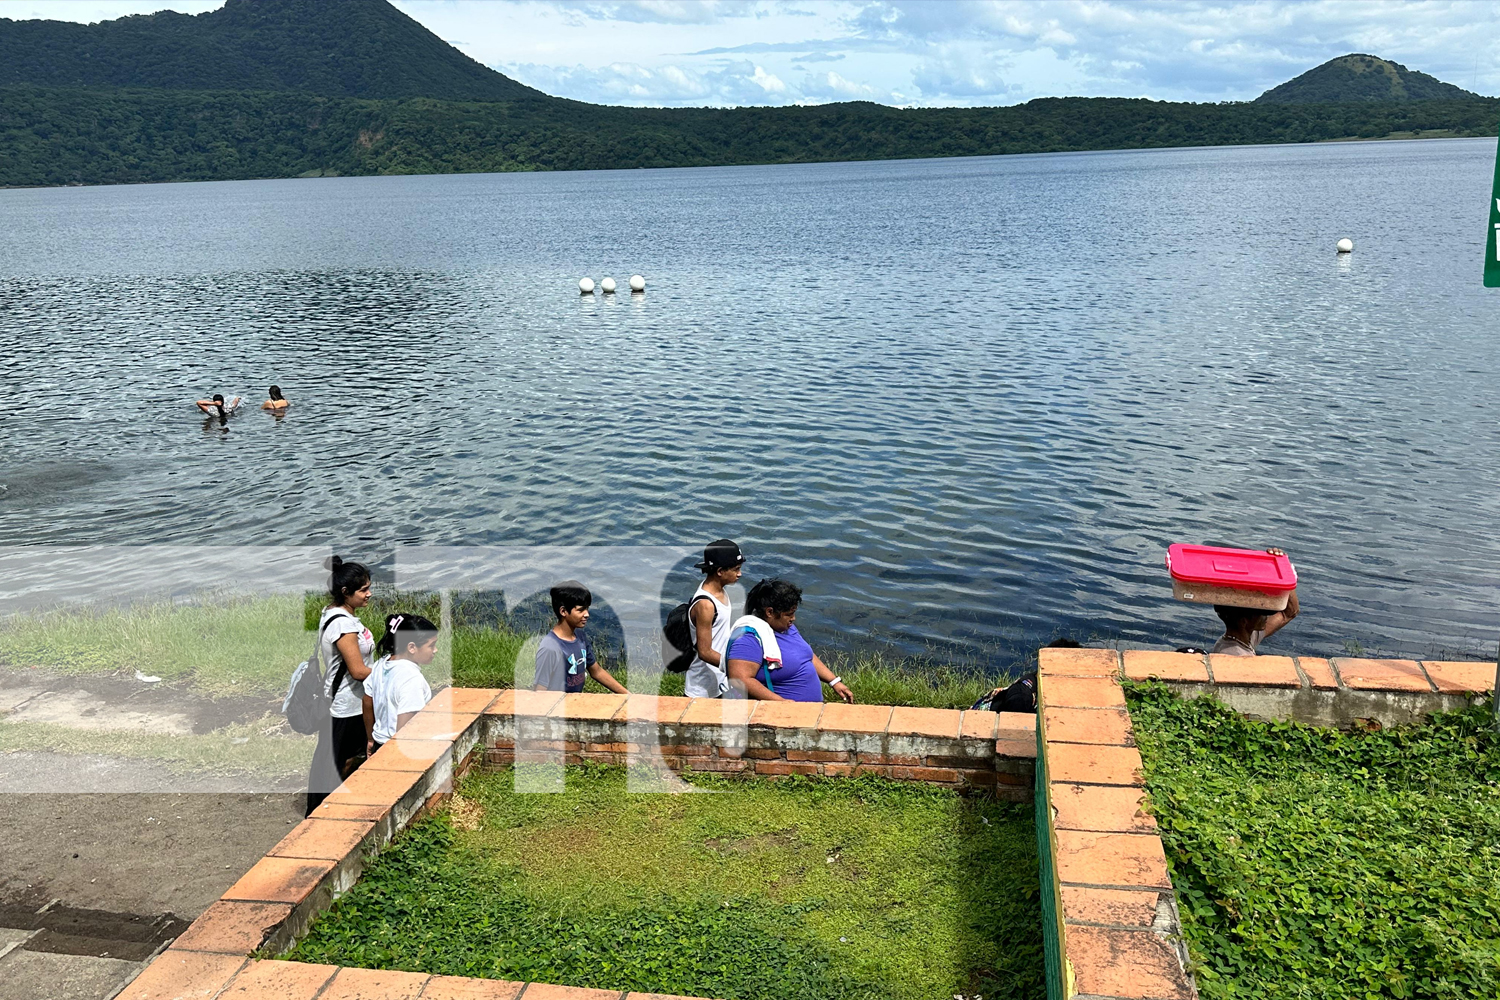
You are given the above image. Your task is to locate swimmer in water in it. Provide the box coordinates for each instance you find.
[261,385,290,412]
[195,393,241,419]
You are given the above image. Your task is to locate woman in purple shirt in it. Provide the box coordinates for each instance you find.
[725,578,854,704]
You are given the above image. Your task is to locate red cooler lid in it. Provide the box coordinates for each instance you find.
[1165,543,1297,594]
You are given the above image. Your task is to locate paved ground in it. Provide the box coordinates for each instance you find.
[0,666,309,999]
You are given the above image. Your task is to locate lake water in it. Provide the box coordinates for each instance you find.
[2,139,1497,666]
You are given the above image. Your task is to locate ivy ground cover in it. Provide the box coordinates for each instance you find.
[286,765,1043,999]
[1127,682,1500,999]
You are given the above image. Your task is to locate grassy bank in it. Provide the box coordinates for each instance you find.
[1127,682,1500,999]
[2,590,1008,709]
[284,765,1042,999]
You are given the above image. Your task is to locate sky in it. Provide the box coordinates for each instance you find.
[9,0,1498,108]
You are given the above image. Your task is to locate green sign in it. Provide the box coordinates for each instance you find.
[1487,134,1500,287]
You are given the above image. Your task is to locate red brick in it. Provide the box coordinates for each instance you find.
[1041,675,1126,710]
[1049,782,1156,833]
[221,857,335,905]
[615,694,693,723]
[822,763,854,777]
[660,745,713,757]
[1044,743,1144,786]
[365,739,451,772]
[787,762,819,776]
[308,802,390,824]
[268,819,372,862]
[1043,707,1134,746]
[743,748,782,759]
[320,966,430,999]
[995,737,1038,760]
[748,700,822,729]
[996,710,1037,733]
[755,761,795,776]
[1038,647,1119,676]
[587,742,630,753]
[168,901,294,955]
[689,758,749,773]
[1335,658,1434,692]
[787,749,853,762]
[1061,886,1163,927]
[1055,830,1171,890]
[417,975,526,999]
[958,710,998,741]
[1209,654,1300,687]
[678,698,755,727]
[327,766,423,806]
[218,959,339,999]
[817,702,893,734]
[886,706,962,739]
[857,752,921,766]
[852,765,890,778]
[547,692,627,720]
[425,687,502,715]
[115,952,245,999]
[891,766,959,783]
[958,769,996,786]
[519,984,626,1000]
[1423,660,1496,694]
[1298,656,1339,689]
[1123,650,1209,682]
[994,771,1030,786]
[387,710,478,741]
[1066,925,1193,999]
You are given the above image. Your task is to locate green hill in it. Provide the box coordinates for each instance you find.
[0,0,544,101]
[0,2,1495,188]
[1257,54,1478,104]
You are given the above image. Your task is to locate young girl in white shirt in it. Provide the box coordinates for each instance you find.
[366,613,437,753]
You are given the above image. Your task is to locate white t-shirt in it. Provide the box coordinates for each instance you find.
[320,607,374,718]
[1210,630,1264,657]
[368,655,433,745]
[685,588,731,699]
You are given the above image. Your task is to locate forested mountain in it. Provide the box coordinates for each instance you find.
[0,0,544,101]
[1258,54,1478,104]
[0,2,1494,188]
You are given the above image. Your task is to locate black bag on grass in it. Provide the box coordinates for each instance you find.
[973,672,1037,714]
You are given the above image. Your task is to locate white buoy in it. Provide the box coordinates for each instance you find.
[601,277,616,293]
[578,277,595,294]
[629,274,645,292]
[1336,238,1353,254]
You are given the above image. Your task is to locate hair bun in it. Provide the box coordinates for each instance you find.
[326,555,343,572]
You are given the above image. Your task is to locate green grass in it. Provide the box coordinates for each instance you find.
[3,591,1016,708]
[284,765,1043,999]
[1126,682,1500,999]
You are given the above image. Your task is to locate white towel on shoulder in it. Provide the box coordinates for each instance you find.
[727,615,782,669]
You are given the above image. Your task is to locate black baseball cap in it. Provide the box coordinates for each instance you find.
[694,539,745,572]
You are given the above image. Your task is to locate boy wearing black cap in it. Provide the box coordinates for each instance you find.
[685,539,745,698]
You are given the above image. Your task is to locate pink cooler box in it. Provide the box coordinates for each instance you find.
[1165,543,1297,611]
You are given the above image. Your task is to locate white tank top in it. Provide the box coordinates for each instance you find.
[684,587,731,698]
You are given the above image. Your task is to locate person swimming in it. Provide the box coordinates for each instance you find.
[195,393,241,419]
[261,385,289,412]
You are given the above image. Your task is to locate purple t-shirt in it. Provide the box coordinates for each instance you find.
[726,623,823,703]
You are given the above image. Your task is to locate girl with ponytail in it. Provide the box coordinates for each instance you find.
[367,613,438,753]
[305,555,376,816]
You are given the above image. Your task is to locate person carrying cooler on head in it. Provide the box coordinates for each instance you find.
[684,539,745,699]
[725,578,853,703]
[366,613,437,754]
[533,581,629,694]
[305,556,377,816]
[1210,550,1300,656]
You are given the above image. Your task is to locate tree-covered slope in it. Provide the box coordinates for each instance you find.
[1258,54,1478,104]
[0,0,545,101]
[2,86,1495,188]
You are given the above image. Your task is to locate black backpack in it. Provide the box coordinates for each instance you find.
[973,672,1037,713]
[662,594,716,673]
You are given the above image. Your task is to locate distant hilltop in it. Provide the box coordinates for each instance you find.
[1257,54,1479,104]
[0,1,1495,188]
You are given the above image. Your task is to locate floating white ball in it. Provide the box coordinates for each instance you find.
[578,277,595,294]
[1336,238,1353,254]
[601,277,617,293]
[629,274,645,292]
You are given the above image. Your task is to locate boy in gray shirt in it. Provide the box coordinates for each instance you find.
[534,581,629,694]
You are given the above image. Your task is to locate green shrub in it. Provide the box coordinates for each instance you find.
[1127,682,1500,999]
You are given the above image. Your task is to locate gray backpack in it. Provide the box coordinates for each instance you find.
[282,612,355,735]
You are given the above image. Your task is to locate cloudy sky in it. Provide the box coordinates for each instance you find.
[12,1,1498,107]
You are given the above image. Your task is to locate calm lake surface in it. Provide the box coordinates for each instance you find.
[2,139,1497,665]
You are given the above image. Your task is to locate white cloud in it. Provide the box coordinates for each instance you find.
[13,0,1500,107]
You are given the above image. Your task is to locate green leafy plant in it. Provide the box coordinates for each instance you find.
[1126,681,1500,999]
[284,765,1044,999]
